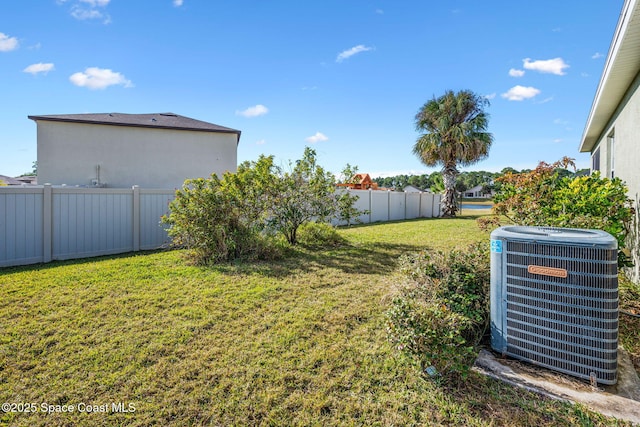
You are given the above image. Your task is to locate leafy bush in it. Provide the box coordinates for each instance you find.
[296,222,346,248]
[491,157,634,265]
[162,148,366,264]
[161,174,281,264]
[267,147,339,244]
[386,243,490,380]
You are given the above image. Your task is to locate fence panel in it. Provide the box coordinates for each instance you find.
[0,188,44,267]
[370,191,389,222]
[52,189,134,260]
[389,192,405,221]
[420,193,434,218]
[0,186,441,268]
[139,190,174,250]
[406,192,421,219]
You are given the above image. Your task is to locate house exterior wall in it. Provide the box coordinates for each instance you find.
[36,121,238,188]
[591,71,640,198]
[590,71,640,282]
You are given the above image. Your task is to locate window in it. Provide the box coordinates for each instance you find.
[592,147,600,172]
[607,131,615,178]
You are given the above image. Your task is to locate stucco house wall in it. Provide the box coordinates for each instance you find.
[588,72,640,196]
[580,0,640,283]
[31,113,240,189]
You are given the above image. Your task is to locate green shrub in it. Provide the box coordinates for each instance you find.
[296,222,346,248]
[386,243,490,380]
[492,158,634,266]
[162,149,366,264]
[161,173,281,265]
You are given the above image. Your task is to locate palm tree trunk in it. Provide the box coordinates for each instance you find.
[441,166,459,217]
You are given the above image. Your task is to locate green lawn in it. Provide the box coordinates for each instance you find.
[0,215,636,426]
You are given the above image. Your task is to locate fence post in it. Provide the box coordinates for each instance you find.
[132,185,140,252]
[43,184,52,263]
[368,189,372,224]
[404,191,407,220]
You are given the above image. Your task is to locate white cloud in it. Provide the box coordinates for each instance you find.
[484,93,496,100]
[173,0,184,6]
[23,63,55,75]
[236,104,269,118]
[592,52,603,59]
[537,96,554,104]
[501,85,541,101]
[523,57,569,75]
[305,132,328,144]
[553,118,569,126]
[509,68,525,77]
[60,0,111,23]
[256,139,266,145]
[71,6,105,20]
[0,32,19,52]
[336,45,373,63]
[553,138,563,143]
[79,0,110,5]
[69,67,133,90]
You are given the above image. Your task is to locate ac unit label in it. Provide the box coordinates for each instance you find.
[490,239,503,253]
[527,265,568,278]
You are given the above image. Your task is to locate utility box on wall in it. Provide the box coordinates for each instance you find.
[490,226,619,385]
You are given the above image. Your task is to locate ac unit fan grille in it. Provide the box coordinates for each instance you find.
[504,240,618,384]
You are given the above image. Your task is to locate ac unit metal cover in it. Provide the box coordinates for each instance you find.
[490,226,618,385]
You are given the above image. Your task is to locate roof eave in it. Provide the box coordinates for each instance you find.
[579,0,640,153]
[28,114,241,139]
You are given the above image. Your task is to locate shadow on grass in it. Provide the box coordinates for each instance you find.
[214,241,428,279]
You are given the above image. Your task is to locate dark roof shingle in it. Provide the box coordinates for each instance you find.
[28,112,241,140]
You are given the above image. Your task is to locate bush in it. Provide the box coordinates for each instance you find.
[162,148,366,264]
[492,157,634,265]
[296,222,346,248]
[386,243,490,380]
[161,174,281,265]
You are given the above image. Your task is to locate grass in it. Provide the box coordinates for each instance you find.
[0,215,637,426]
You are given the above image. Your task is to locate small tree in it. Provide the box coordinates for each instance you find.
[269,147,338,244]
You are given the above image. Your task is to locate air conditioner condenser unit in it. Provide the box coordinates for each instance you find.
[490,226,618,385]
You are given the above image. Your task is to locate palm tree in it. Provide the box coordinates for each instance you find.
[413,90,493,217]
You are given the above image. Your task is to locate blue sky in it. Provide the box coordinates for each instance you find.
[0,0,623,178]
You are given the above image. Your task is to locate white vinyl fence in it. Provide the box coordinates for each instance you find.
[334,189,442,225]
[0,185,175,268]
[1,186,441,268]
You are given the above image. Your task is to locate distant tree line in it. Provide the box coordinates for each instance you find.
[372,167,590,194]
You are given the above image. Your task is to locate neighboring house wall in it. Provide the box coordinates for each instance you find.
[463,184,491,198]
[35,118,238,189]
